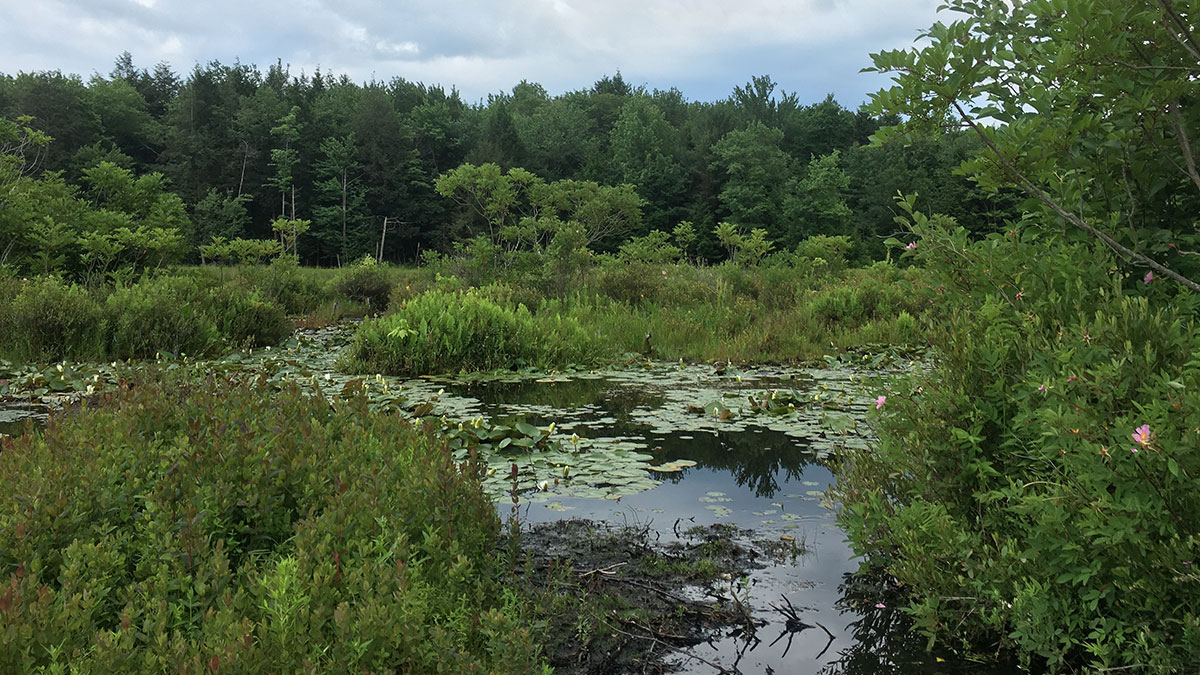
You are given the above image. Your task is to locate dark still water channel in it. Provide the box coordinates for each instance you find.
[441,365,1013,675]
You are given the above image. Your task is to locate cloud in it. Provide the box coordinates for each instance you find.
[0,0,942,103]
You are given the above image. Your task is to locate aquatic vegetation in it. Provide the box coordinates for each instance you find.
[343,288,594,376]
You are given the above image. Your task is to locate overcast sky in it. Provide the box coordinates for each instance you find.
[0,0,943,106]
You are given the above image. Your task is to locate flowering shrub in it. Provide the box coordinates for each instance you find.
[834,211,1200,671]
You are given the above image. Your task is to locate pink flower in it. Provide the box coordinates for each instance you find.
[1038,384,1046,392]
[905,241,917,250]
[1131,424,1151,447]
[1144,271,1154,285]
[1130,447,1139,454]
[875,395,886,409]
[875,603,886,609]
[1067,376,1075,383]
[661,270,667,276]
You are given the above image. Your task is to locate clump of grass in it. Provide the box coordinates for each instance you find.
[343,288,595,376]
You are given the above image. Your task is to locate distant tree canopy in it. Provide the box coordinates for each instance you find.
[0,54,1017,269]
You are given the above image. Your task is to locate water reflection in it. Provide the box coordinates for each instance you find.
[647,428,816,498]
[0,403,48,439]
[457,370,1012,675]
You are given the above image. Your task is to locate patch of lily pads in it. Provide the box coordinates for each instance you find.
[1,322,912,505]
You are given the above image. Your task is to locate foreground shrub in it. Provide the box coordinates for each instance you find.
[345,288,592,375]
[0,374,546,673]
[833,219,1200,671]
[105,276,220,358]
[3,277,105,361]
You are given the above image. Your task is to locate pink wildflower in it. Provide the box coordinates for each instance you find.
[875,603,886,609]
[1144,271,1154,285]
[1038,384,1046,392]
[905,241,917,250]
[1131,424,1152,447]
[875,395,886,410]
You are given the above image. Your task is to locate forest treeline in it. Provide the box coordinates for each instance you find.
[0,52,1017,269]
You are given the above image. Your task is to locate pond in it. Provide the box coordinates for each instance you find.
[0,327,1005,673]
[423,362,1001,674]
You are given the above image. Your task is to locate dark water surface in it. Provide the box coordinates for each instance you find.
[447,371,1012,675]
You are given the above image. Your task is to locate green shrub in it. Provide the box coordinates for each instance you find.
[591,261,662,306]
[330,258,393,313]
[3,277,105,361]
[0,373,546,673]
[241,256,327,314]
[105,276,220,358]
[209,285,291,348]
[345,289,592,375]
[833,218,1200,671]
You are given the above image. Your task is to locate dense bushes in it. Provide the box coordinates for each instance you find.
[207,285,292,348]
[329,257,392,313]
[833,217,1200,671]
[0,373,546,673]
[3,277,106,361]
[105,276,221,358]
[0,274,295,362]
[345,288,593,375]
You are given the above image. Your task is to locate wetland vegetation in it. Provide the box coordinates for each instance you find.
[3,0,1200,672]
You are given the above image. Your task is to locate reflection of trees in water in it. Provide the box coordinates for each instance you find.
[816,572,1015,675]
[652,428,816,498]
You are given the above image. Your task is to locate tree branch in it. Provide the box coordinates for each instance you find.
[1153,0,1200,64]
[952,101,1200,294]
[1169,101,1200,192]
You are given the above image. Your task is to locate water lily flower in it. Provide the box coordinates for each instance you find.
[1131,424,1152,447]
[875,395,886,409]
[1144,271,1154,284]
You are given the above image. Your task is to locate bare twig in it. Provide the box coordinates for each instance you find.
[599,616,734,674]
[577,561,627,578]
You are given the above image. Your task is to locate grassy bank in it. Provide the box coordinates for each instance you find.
[346,260,929,376]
